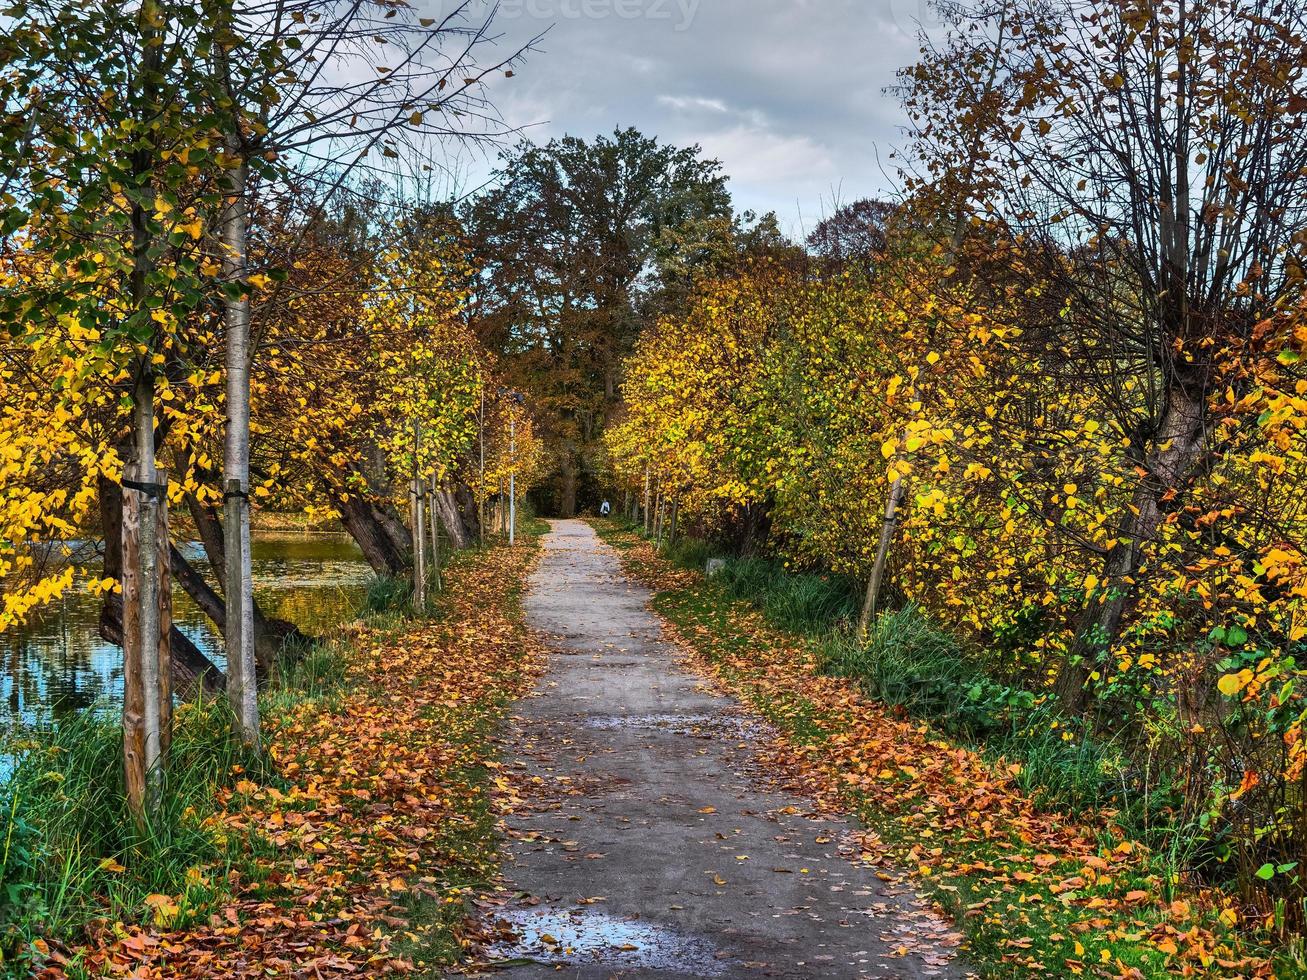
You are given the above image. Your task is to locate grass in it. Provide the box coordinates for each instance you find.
[363,573,414,615]
[0,697,266,970]
[715,557,860,636]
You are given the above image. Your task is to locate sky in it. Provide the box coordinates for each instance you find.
[421,0,945,240]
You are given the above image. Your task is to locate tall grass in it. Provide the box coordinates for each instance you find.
[363,573,413,615]
[714,558,860,636]
[0,697,265,968]
[659,536,714,572]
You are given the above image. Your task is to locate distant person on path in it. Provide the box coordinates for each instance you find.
[599,499,611,516]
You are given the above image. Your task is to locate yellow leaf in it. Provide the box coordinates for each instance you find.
[1217,672,1247,697]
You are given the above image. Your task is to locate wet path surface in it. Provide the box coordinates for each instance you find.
[480,520,969,979]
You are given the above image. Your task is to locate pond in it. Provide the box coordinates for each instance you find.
[0,532,372,729]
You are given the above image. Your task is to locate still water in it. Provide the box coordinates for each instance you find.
[0,533,371,728]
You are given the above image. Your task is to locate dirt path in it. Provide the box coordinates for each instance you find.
[481,520,969,978]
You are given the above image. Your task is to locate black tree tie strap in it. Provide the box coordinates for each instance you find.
[121,478,168,501]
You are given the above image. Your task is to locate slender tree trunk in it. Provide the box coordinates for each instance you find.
[220,146,258,747]
[170,542,225,630]
[669,497,679,546]
[411,476,426,613]
[121,453,167,822]
[642,465,651,534]
[1053,387,1206,712]
[124,2,167,814]
[858,473,907,638]
[428,475,442,593]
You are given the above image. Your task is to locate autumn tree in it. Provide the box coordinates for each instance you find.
[901,0,1307,710]
[806,199,897,274]
[464,128,732,515]
[196,0,532,743]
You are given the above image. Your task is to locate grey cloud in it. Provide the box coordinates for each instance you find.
[420,0,934,235]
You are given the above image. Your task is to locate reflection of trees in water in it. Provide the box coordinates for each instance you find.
[1,619,113,724]
[2,534,369,726]
[258,577,366,632]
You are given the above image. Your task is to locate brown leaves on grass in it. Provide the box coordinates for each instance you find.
[40,545,542,979]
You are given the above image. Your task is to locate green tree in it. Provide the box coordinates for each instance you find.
[464,128,732,514]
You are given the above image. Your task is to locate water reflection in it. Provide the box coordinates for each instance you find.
[0,533,370,728]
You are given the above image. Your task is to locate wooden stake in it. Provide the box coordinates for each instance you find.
[121,470,146,826]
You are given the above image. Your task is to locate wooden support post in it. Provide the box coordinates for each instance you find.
[156,486,172,762]
[410,477,426,613]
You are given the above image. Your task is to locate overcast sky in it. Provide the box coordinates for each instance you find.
[422,0,943,240]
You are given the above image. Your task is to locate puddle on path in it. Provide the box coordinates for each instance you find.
[489,907,729,975]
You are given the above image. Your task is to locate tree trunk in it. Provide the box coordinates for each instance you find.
[428,474,442,593]
[335,487,411,576]
[122,0,168,826]
[100,475,223,699]
[732,501,773,557]
[220,146,258,748]
[186,490,226,571]
[858,473,907,638]
[642,466,651,534]
[432,488,472,550]
[121,457,166,823]
[1053,386,1207,713]
[454,481,480,544]
[325,467,407,574]
[170,542,225,630]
